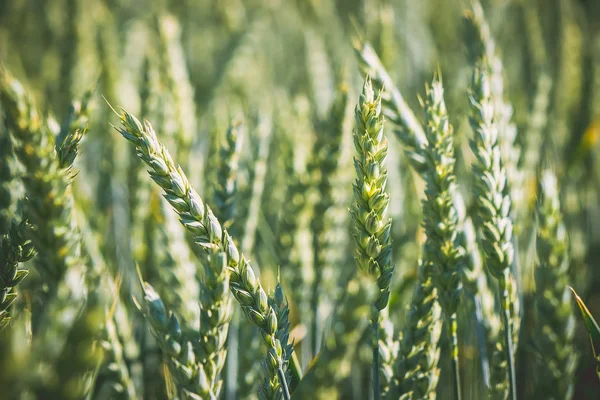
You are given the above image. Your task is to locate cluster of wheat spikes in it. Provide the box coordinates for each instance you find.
[1,0,600,398]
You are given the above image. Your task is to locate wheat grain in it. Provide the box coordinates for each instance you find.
[350,76,394,399]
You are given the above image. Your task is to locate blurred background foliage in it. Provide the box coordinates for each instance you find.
[1,0,600,398]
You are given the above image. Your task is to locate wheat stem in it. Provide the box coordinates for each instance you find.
[372,309,381,400]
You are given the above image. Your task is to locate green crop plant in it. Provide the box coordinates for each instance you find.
[0,1,598,399]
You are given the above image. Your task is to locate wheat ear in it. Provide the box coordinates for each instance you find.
[468,58,517,400]
[116,109,291,399]
[420,77,465,399]
[533,170,578,398]
[350,76,395,400]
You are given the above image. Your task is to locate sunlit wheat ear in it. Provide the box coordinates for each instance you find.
[351,75,394,400]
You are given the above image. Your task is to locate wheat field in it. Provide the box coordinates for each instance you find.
[1,0,600,399]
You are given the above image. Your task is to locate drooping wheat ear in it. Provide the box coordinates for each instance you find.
[134,278,217,400]
[116,109,290,398]
[465,3,523,217]
[468,59,518,400]
[351,76,394,400]
[420,77,465,399]
[309,82,348,355]
[0,220,36,329]
[259,280,293,400]
[533,170,578,398]
[389,260,442,400]
[293,277,375,399]
[214,121,244,228]
[378,308,399,398]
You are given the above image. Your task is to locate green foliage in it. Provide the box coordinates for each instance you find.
[1,0,599,399]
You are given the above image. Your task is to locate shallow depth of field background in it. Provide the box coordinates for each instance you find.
[1,0,600,399]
